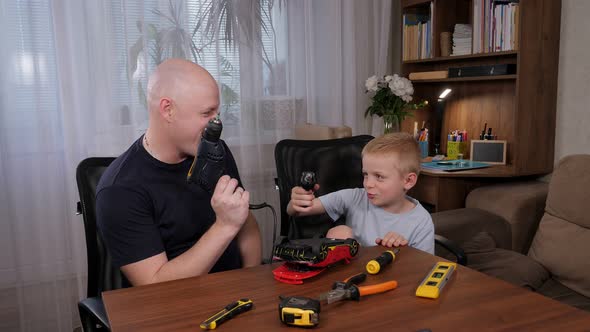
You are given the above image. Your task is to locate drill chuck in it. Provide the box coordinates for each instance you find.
[300,171,316,191]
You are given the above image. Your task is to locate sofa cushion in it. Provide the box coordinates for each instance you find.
[537,278,590,312]
[544,154,590,229]
[528,155,590,298]
[466,181,548,253]
[528,214,590,298]
[461,232,550,290]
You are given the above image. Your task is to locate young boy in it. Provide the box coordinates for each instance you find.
[287,132,434,254]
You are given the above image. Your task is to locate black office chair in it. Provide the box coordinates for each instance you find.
[275,135,374,239]
[76,157,124,332]
[75,156,279,331]
[274,136,466,264]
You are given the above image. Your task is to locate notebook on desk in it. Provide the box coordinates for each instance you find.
[421,160,491,172]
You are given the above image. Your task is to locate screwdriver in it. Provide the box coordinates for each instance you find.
[366,249,400,275]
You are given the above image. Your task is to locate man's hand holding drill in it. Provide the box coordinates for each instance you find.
[211,175,250,231]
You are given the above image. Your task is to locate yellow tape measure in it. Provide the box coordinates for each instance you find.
[415,262,456,299]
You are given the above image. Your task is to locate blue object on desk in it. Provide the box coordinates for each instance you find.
[421,160,491,172]
[418,141,428,159]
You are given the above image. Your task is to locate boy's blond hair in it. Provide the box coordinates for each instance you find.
[362,132,421,176]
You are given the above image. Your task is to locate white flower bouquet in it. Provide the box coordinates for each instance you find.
[364,74,426,133]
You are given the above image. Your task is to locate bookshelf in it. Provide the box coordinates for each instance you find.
[412,75,516,83]
[399,0,562,211]
[403,50,518,64]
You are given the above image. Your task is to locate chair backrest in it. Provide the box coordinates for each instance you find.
[528,154,590,298]
[76,157,124,297]
[274,135,374,239]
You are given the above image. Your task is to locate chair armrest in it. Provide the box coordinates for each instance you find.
[433,208,512,250]
[466,181,548,253]
[435,234,467,265]
[249,202,278,264]
[78,297,110,331]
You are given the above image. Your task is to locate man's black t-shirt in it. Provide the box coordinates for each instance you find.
[96,136,243,272]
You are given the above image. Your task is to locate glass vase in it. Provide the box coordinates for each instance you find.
[383,116,400,134]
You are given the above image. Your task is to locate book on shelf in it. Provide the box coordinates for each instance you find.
[452,24,473,56]
[472,0,520,54]
[409,71,449,80]
[403,2,433,61]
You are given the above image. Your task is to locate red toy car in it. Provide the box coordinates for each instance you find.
[272,237,360,284]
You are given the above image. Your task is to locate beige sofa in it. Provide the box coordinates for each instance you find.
[433,155,590,311]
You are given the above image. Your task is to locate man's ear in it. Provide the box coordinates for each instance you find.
[159,97,173,122]
[403,172,418,191]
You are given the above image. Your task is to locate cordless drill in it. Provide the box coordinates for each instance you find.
[187,117,225,192]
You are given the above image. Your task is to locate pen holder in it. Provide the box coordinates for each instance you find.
[418,141,429,159]
[446,141,467,160]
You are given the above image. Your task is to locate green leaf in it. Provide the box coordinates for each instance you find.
[221,83,239,106]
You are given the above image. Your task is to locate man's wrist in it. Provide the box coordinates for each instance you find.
[211,219,243,236]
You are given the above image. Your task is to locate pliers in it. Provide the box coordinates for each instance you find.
[318,273,398,304]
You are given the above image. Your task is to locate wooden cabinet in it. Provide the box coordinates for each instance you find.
[400,0,561,211]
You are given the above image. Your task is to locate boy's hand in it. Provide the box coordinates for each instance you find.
[376,232,408,248]
[289,184,320,214]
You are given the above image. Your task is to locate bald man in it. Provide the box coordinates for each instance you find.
[96,59,262,286]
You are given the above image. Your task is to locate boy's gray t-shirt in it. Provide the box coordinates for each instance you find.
[319,188,434,254]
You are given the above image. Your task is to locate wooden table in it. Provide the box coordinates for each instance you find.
[103,246,590,331]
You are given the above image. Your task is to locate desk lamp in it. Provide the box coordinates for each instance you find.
[432,88,452,156]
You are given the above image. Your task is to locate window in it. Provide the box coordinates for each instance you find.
[2,0,61,156]
[109,0,244,130]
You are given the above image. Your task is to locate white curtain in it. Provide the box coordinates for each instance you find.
[0,0,397,330]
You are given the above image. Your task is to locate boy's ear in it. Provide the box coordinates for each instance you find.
[403,172,418,191]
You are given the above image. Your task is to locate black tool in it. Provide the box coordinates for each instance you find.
[200,298,253,330]
[187,118,225,192]
[366,249,400,275]
[485,127,493,140]
[480,122,487,140]
[278,296,320,327]
[299,171,316,191]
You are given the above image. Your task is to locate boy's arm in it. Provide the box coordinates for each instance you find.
[411,216,435,255]
[287,185,326,217]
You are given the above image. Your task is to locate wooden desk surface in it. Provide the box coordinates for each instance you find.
[412,163,544,211]
[103,246,590,331]
[420,165,517,178]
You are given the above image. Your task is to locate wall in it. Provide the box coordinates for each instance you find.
[554,0,590,162]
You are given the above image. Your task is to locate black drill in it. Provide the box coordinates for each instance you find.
[300,171,317,191]
[187,118,225,192]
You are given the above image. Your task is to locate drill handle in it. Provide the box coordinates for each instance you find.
[187,139,226,192]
